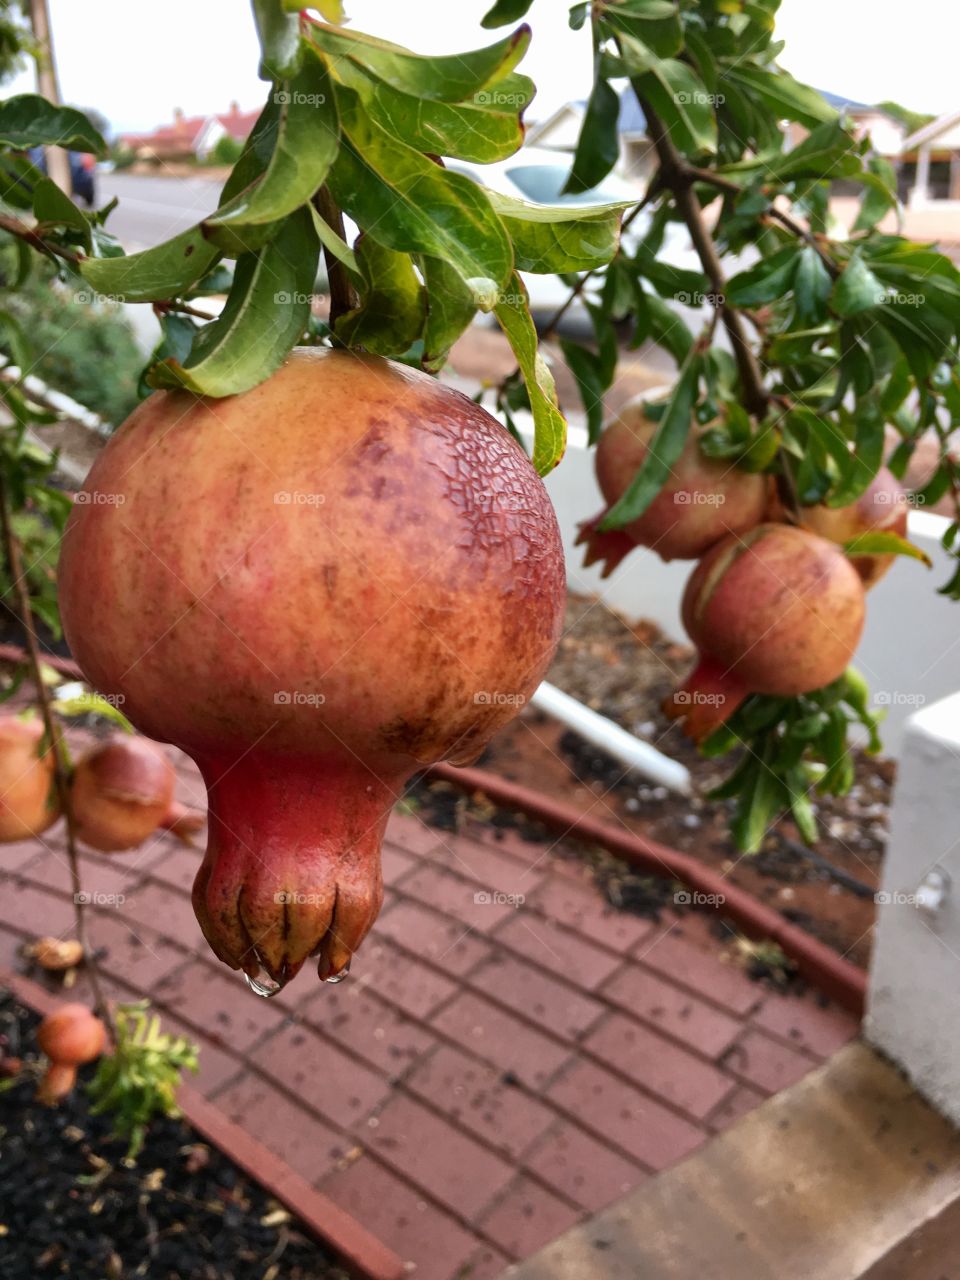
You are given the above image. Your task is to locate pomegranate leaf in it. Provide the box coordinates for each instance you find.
[328,87,513,291]
[421,256,476,370]
[206,54,339,236]
[563,75,620,195]
[335,234,426,355]
[250,0,301,80]
[148,206,318,398]
[599,353,700,528]
[488,190,631,274]
[481,0,534,28]
[308,22,531,103]
[842,531,932,569]
[0,95,106,155]
[78,226,221,304]
[494,273,566,474]
[328,56,532,164]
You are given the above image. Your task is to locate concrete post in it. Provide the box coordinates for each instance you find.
[866,691,960,1126]
[910,142,932,207]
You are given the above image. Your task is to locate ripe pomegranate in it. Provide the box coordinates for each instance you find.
[666,524,866,741]
[768,467,909,589]
[70,735,175,852]
[59,349,564,990]
[0,713,59,842]
[578,398,767,574]
[36,1002,106,1103]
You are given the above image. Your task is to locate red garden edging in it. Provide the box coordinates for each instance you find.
[0,968,407,1280]
[427,762,868,1017]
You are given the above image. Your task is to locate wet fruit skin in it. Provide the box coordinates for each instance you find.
[666,523,866,741]
[578,399,768,574]
[59,349,565,988]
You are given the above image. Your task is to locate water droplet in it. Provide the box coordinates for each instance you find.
[244,970,283,999]
[323,961,350,985]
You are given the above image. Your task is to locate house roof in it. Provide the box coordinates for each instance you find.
[121,104,259,153]
[818,89,873,113]
[903,107,960,151]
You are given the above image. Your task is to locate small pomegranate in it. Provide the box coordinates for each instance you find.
[59,349,564,990]
[0,713,59,842]
[666,524,866,741]
[158,798,206,845]
[70,736,175,852]
[36,1002,106,1103]
[578,398,767,573]
[768,467,909,589]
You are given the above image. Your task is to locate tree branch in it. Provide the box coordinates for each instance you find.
[312,187,359,331]
[0,214,81,265]
[0,475,112,1031]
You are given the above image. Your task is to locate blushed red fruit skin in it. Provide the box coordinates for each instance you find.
[70,736,176,852]
[578,400,767,573]
[667,524,866,740]
[0,714,58,842]
[37,1004,106,1065]
[768,467,908,589]
[58,349,565,986]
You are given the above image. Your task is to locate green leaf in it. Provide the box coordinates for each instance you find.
[335,235,426,355]
[766,119,864,182]
[634,61,717,155]
[79,226,221,303]
[830,251,884,317]
[564,75,621,194]
[829,401,884,506]
[643,289,694,365]
[32,177,90,246]
[842,530,932,567]
[494,273,566,474]
[206,55,338,235]
[329,56,529,163]
[725,65,837,129]
[421,256,476,369]
[251,0,302,79]
[793,245,832,325]
[148,206,318,397]
[308,22,531,103]
[726,246,800,306]
[486,189,629,273]
[481,0,534,27]
[0,154,43,211]
[560,339,607,443]
[600,352,699,528]
[731,755,784,854]
[328,88,513,290]
[0,95,106,155]
[601,1,683,58]
[852,158,899,233]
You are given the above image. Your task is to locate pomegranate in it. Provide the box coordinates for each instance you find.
[768,467,909,588]
[36,1002,106,1103]
[58,349,564,990]
[666,524,866,741]
[578,398,767,573]
[69,735,176,852]
[0,713,59,842]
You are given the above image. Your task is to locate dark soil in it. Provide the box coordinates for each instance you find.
[420,595,891,969]
[0,990,346,1280]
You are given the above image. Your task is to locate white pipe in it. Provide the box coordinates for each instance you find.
[531,680,693,796]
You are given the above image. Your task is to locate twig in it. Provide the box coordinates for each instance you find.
[312,186,359,330]
[633,92,769,417]
[0,473,112,1032]
[153,300,216,322]
[0,213,81,265]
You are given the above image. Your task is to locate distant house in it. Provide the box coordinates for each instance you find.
[120,102,260,164]
[899,110,960,204]
[527,87,654,181]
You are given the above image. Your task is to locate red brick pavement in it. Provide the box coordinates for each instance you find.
[0,752,861,1280]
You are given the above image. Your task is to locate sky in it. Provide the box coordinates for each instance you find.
[4,0,955,136]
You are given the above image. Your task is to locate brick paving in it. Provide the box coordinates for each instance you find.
[0,749,861,1280]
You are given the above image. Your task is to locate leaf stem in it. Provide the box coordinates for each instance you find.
[0,472,112,1033]
[312,186,359,331]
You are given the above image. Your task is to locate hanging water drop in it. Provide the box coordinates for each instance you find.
[244,969,283,998]
[323,962,350,985]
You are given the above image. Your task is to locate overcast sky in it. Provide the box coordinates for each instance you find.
[4,0,953,134]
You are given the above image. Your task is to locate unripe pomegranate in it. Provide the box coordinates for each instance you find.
[36,1002,106,1103]
[666,524,866,741]
[0,713,59,842]
[70,735,176,852]
[578,398,767,574]
[59,349,564,990]
[768,467,909,589]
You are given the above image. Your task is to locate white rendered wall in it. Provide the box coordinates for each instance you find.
[866,693,960,1123]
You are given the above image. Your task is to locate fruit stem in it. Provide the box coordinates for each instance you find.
[0,475,113,1036]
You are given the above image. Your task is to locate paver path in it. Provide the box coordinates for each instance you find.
[0,747,859,1280]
